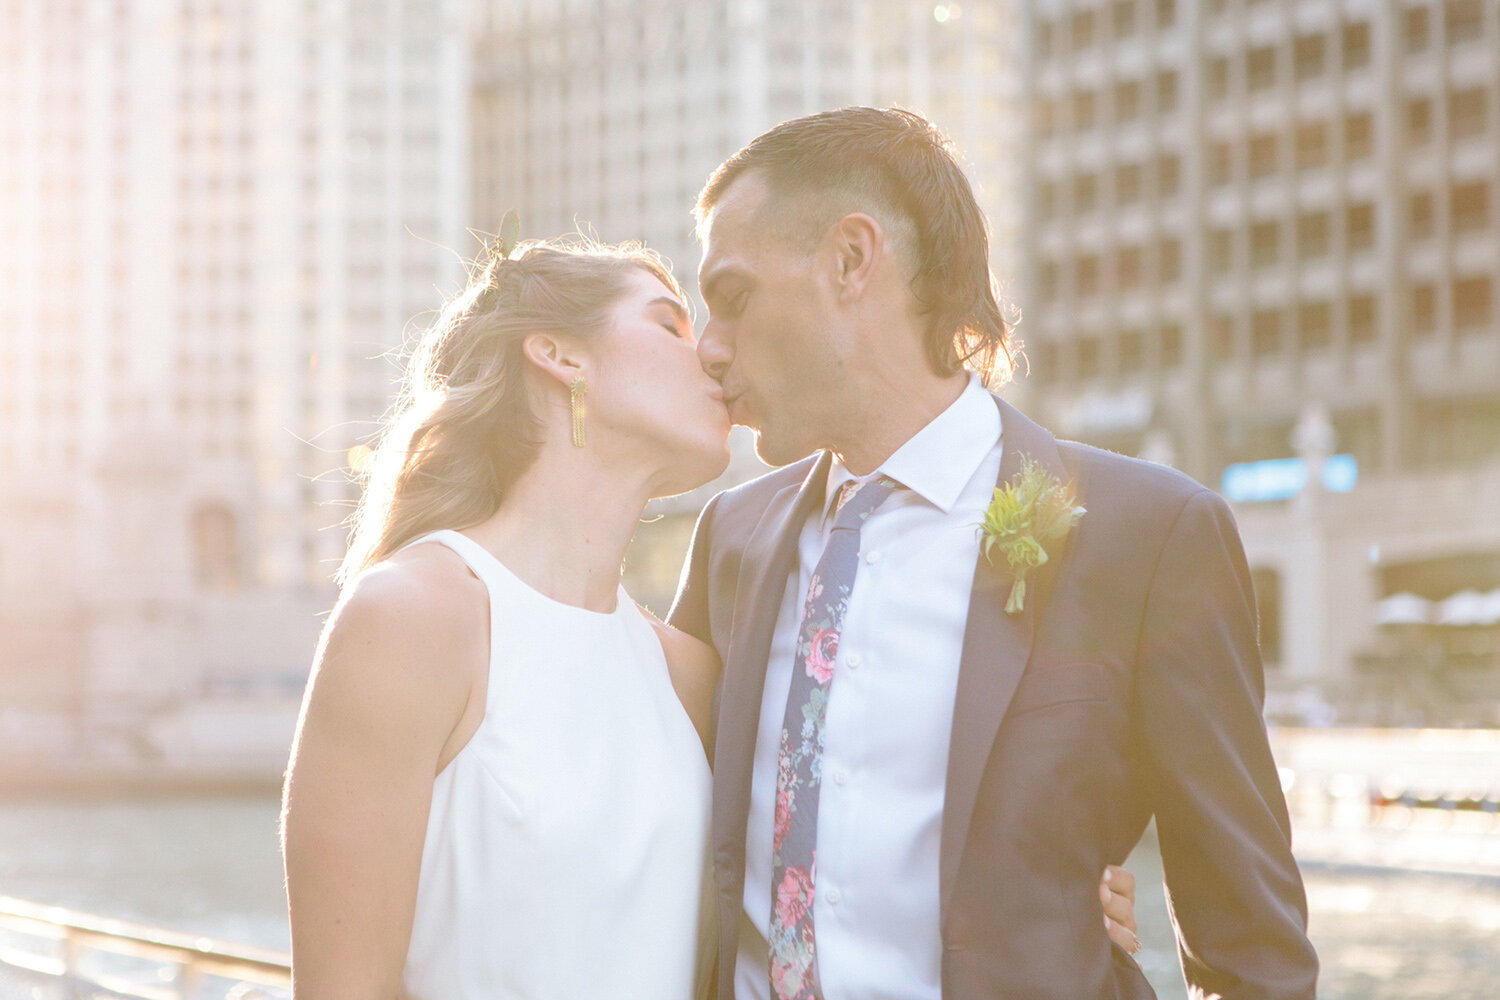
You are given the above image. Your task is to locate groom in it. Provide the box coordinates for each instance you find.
[668,108,1318,999]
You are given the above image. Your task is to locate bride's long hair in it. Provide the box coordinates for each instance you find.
[337,236,684,587]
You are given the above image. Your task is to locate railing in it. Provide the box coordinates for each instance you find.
[0,896,290,1000]
[1270,728,1500,877]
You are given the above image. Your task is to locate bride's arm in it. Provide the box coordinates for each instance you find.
[282,556,483,998]
[647,616,723,766]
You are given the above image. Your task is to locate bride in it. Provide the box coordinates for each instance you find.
[280,236,1138,998]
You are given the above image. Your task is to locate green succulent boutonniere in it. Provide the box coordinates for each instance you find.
[979,456,1086,615]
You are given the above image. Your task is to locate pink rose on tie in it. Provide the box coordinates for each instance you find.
[774,864,815,930]
[773,785,794,853]
[804,627,839,684]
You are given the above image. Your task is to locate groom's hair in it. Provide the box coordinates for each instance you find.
[696,106,1015,385]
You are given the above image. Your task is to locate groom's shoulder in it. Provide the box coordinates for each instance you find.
[1057,437,1228,534]
[1000,396,1212,517]
[707,453,821,522]
[1063,438,1205,500]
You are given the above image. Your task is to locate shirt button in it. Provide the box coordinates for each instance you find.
[845,652,862,669]
[826,887,842,905]
[865,549,882,565]
[833,768,849,786]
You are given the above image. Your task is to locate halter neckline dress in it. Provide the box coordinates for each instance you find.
[397,529,714,1000]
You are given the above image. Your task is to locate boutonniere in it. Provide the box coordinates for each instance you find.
[979,456,1086,615]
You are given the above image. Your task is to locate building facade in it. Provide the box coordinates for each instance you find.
[471,0,1024,274]
[1016,0,1500,717]
[0,0,470,763]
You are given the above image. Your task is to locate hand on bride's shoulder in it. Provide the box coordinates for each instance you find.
[644,614,722,765]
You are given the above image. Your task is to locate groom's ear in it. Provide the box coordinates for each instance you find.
[829,213,882,303]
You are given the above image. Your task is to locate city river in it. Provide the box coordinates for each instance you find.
[1,792,1497,997]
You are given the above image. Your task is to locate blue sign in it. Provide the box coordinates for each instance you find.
[1221,454,1358,503]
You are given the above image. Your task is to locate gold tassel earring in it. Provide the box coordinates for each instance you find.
[570,375,587,447]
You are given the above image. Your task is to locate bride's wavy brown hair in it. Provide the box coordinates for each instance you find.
[337,235,684,587]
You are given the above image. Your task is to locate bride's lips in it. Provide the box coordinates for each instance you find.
[705,386,732,424]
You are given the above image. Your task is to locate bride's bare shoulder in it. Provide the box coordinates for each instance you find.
[287,539,491,787]
[317,541,488,689]
[340,542,484,627]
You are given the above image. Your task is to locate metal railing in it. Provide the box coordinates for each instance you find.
[0,896,290,1000]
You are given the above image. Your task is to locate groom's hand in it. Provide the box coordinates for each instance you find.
[1101,865,1141,954]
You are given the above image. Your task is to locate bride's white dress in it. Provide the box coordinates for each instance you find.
[397,530,714,1000]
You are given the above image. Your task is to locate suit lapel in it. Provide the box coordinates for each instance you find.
[939,398,1069,923]
[714,452,831,885]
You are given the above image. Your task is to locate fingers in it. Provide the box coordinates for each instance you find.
[1105,864,1136,902]
[1104,912,1143,955]
[1097,868,1137,932]
[1100,865,1142,956]
[1103,885,1136,934]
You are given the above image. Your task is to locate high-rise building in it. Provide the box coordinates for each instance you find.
[1017,0,1500,717]
[473,0,1024,303]
[471,0,1026,610]
[0,0,470,753]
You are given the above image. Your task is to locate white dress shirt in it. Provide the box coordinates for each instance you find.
[736,376,1004,1000]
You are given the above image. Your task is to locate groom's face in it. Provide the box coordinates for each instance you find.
[696,172,844,466]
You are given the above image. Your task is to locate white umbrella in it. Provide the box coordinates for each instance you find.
[1374,592,1433,625]
[1436,589,1488,627]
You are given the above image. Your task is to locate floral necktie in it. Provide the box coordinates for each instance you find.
[768,475,900,1000]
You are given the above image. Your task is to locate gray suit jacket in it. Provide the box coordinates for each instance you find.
[668,396,1318,999]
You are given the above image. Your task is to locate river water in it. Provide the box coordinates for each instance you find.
[1,792,1497,998]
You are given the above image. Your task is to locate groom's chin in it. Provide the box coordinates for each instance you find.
[752,428,819,469]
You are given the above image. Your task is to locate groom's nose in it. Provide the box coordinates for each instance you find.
[697,320,732,381]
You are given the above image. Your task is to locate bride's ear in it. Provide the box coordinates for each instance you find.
[521,332,586,389]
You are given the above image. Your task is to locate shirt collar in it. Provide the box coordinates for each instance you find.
[821,375,1003,526]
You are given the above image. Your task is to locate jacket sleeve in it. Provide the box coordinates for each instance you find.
[666,493,721,648]
[1133,488,1319,999]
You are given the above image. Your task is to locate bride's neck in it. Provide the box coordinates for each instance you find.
[463,443,651,614]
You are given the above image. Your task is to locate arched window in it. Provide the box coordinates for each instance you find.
[191,503,242,593]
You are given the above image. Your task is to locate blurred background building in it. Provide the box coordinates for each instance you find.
[0,0,469,772]
[1015,0,1500,723]
[1,0,1497,778]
